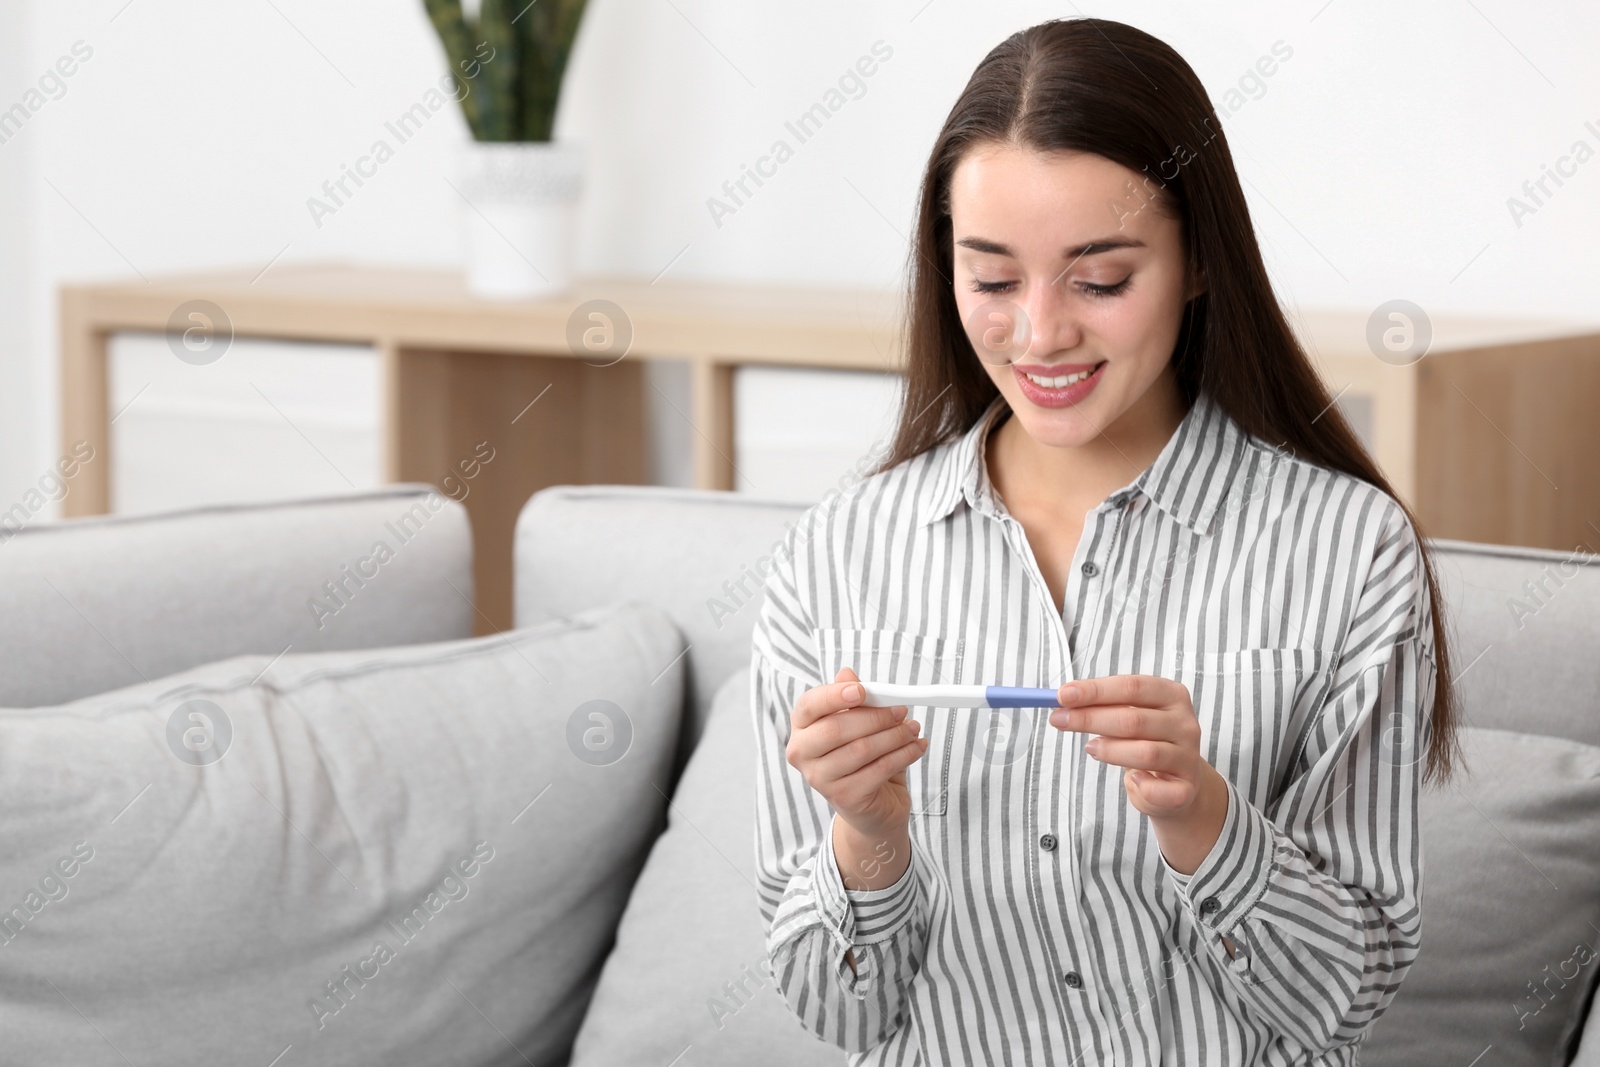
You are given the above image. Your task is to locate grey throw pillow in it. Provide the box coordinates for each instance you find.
[568,666,846,1066]
[0,602,686,1067]
[1363,727,1600,1066]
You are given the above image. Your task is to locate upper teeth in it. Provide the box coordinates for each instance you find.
[1025,367,1097,388]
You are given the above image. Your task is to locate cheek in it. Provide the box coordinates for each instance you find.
[979,359,1015,395]
[1093,281,1186,359]
[951,286,992,339]
[951,290,976,332]
[953,290,1015,375]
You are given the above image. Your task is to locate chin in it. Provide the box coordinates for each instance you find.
[1005,397,1110,448]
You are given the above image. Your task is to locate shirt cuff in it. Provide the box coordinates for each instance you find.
[817,816,922,932]
[1160,774,1277,935]
[813,818,923,996]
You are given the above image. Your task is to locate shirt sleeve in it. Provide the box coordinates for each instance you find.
[1157,502,1437,1053]
[750,522,931,1054]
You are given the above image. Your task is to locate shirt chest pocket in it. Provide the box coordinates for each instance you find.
[1169,647,1330,804]
[814,627,954,817]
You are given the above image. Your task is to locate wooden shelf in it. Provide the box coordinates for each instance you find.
[60,262,902,632]
[1286,306,1600,551]
[60,261,1600,631]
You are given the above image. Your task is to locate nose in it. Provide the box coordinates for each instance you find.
[1021,276,1083,361]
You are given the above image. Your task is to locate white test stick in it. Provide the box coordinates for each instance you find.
[855,682,1063,709]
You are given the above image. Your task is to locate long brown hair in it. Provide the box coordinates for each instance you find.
[877,17,1461,785]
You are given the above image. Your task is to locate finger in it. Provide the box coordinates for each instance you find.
[1084,736,1187,774]
[1058,675,1186,715]
[809,716,924,785]
[794,667,870,730]
[790,703,912,763]
[1051,703,1191,742]
[1125,768,1196,811]
[826,731,929,801]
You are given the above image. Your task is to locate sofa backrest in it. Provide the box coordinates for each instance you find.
[1427,537,1600,750]
[512,486,1600,757]
[514,485,810,778]
[0,484,474,707]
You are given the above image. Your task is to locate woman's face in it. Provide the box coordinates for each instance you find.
[948,143,1202,446]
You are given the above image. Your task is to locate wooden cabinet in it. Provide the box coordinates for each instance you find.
[60,263,1600,630]
[61,263,900,631]
[1292,308,1600,552]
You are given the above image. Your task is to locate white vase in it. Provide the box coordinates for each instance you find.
[457,140,583,299]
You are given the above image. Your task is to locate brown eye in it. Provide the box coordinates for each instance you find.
[1080,277,1132,298]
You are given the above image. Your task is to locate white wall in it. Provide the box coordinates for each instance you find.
[0,1,39,510]
[4,0,1599,511]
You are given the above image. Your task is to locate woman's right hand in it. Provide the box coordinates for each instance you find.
[785,666,929,840]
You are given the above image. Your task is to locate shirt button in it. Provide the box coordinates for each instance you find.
[1081,561,1099,577]
[1063,971,1083,989]
[1039,833,1057,851]
[1200,896,1221,916]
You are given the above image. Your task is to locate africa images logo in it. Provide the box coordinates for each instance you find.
[165,698,232,766]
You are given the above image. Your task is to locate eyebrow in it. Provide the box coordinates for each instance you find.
[955,236,1147,258]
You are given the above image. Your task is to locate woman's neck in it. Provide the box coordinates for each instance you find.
[986,370,1190,518]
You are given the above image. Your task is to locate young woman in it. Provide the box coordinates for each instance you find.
[752,16,1459,1067]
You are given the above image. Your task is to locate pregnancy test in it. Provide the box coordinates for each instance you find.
[856,682,1062,709]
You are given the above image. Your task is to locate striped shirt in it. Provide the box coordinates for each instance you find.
[750,385,1437,1065]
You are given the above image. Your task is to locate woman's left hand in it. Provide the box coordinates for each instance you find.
[1048,675,1230,876]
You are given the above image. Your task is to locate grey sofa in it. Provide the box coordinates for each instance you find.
[2,482,1596,1066]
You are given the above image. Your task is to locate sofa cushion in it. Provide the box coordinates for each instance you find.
[0,602,685,1067]
[1363,726,1600,1066]
[0,484,474,708]
[568,665,845,1066]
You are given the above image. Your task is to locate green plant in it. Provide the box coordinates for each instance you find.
[423,0,588,142]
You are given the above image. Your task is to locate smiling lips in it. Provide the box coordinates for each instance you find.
[1012,360,1107,407]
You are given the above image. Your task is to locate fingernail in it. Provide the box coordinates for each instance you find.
[1050,710,1068,729]
[892,705,909,720]
[1061,684,1081,703]
[843,684,862,703]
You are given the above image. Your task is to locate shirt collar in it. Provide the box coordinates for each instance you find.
[913,385,1248,538]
